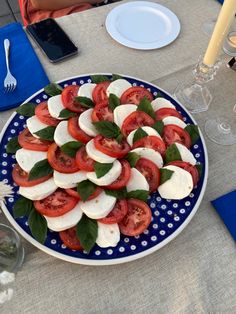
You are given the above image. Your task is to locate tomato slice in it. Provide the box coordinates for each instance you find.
[119,199,152,236]
[18,128,51,152]
[92,81,110,104]
[61,85,86,113]
[47,143,80,173]
[68,116,92,144]
[105,160,131,190]
[35,101,59,126]
[91,101,114,122]
[34,190,78,217]
[12,164,52,187]
[75,146,94,171]
[135,158,160,192]
[121,111,155,136]
[98,199,128,224]
[155,108,183,121]
[94,135,130,158]
[162,125,191,149]
[132,135,166,157]
[66,186,102,200]
[59,227,83,250]
[167,161,199,186]
[120,86,153,105]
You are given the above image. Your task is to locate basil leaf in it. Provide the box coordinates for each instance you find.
[90,75,109,83]
[61,141,83,157]
[105,188,127,199]
[76,215,98,253]
[16,103,35,117]
[160,168,174,185]
[137,97,156,119]
[94,162,113,178]
[196,163,203,178]
[93,121,121,138]
[6,136,21,154]
[74,96,94,108]
[116,133,123,144]
[112,73,123,81]
[44,83,63,96]
[127,190,149,202]
[125,152,140,167]
[165,144,182,164]
[109,93,120,111]
[77,180,96,201]
[13,196,33,218]
[133,128,148,144]
[152,121,164,136]
[29,159,53,181]
[34,126,55,141]
[28,208,47,244]
[59,108,76,119]
[185,125,200,145]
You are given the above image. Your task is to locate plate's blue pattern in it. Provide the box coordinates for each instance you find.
[0,74,206,262]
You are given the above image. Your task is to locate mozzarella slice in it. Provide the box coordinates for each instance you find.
[126,168,149,192]
[131,147,163,168]
[106,79,132,98]
[163,116,187,129]
[113,104,137,129]
[158,165,193,200]
[80,191,116,219]
[78,108,98,137]
[78,83,96,99]
[26,116,48,139]
[44,202,82,232]
[53,170,87,189]
[16,149,47,173]
[48,95,65,120]
[175,143,196,165]
[54,120,75,147]
[151,97,175,111]
[96,222,120,248]
[19,178,57,201]
[86,139,116,163]
[86,160,122,186]
[127,126,161,146]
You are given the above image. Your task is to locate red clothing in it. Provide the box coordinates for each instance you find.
[18,0,93,26]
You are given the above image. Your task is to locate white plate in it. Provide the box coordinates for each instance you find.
[0,73,208,266]
[105,1,181,50]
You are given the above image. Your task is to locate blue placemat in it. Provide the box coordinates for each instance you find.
[0,22,49,111]
[211,190,236,241]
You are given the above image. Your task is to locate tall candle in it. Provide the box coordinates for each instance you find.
[203,0,236,66]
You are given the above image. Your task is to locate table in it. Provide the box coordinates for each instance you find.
[1,0,236,313]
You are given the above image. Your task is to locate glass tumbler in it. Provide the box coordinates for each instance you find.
[0,224,24,273]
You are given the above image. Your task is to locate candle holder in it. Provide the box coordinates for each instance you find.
[204,34,236,145]
[223,31,236,56]
[174,57,221,113]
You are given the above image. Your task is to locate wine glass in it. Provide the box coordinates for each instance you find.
[0,182,24,273]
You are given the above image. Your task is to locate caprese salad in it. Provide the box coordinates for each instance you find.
[6,74,202,253]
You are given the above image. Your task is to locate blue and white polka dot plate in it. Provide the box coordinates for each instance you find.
[0,74,208,266]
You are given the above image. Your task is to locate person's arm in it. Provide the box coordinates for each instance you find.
[31,0,101,10]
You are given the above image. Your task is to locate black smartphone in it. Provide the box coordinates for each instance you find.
[26,18,78,63]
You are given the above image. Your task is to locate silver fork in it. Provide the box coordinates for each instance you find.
[3,39,17,93]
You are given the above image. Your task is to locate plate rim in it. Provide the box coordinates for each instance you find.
[0,73,208,266]
[105,1,181,50]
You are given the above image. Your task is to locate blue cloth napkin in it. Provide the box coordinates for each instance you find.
[0,22,49,111]
[211,190,236,241]
[216,0,224,4]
